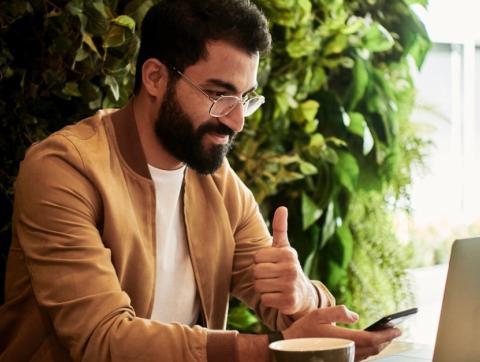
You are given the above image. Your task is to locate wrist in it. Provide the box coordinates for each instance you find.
[291,281,318,320]
[236,334,270,362]
[267,330,284,344]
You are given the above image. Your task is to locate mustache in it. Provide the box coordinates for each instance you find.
[197,121,235,138]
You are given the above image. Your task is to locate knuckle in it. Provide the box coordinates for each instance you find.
[337,304,349,316]
[284,294,296,306]
[284,283,295,293]
[260,294,268,304]
[260,294,273,306]
[371,345,381,355]
[285,248,298,261]
[284,266,297,281]
[253,281,262,293]
[252,265,261,278]
[290,266,298,278]
[367,336,381,349]
[289,247,298,258]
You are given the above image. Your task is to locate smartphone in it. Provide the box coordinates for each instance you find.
[364,307,418,331]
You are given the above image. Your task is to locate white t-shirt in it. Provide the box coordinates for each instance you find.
[148,164,200,325]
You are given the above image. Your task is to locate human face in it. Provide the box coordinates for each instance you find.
[154,80,235,174]
[155,41,260,174]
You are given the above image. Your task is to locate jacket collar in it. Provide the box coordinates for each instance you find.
[110,99,151,179]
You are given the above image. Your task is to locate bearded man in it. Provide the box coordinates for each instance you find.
[0,1,400,361]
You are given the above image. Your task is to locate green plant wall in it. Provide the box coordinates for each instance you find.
[0,0,431,330]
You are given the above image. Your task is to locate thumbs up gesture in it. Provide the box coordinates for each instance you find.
[253,206,319,317]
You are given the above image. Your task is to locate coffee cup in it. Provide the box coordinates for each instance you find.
[269,337,354,362]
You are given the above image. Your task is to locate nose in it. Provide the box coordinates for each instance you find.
[217,102,245,133]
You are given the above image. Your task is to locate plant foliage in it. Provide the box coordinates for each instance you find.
[228,0,431,329]
[0,0,431,331]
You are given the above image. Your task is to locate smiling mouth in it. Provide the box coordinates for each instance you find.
[206,132,230,144]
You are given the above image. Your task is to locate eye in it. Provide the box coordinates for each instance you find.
[206,90,226,99]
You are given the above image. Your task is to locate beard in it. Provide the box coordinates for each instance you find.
[154,81,236,175]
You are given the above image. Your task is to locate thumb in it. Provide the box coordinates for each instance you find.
[272,206,289,247]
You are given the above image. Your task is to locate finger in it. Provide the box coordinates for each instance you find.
[253,261,298,280]
[259,292,295,313]
[254,278,291,293]
[355,342,391,361]
[312,305,360,324]
[330,326,401,349]
[254,246,297,264]
[272,206,289,247]
[253,263,281,279]
[366,327,402,345]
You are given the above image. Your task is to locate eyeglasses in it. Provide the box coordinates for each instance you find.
[172,67,265,118]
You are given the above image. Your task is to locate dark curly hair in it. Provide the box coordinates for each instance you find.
[134,0,271,94]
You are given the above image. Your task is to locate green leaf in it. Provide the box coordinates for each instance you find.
[79,80,102,109]
[103,25,126,48]
[111,15,135,32]
[304,118,319,134]
[308,133,326,156]
[323,34,348,55]
[308,65,326,92]
[334,152,359,192]
[348,112,365,137]
[274,154,300,165]
[85,0,109,36]
[227,305,259,330]
[62,81,81,97]
[326,137,347,147]
[104,75,119,101]
[286,27,319,58]
[326,259,347,287]
[74,46,89,62]
[363,22,394,53]
[345,57,369,111]
[302,192,323,230]
[303,226,321,279]
[336,224,354,268]
[299,160,318,176]
[66,0,83,16]
[320,202,335,248]
[322,148,338,164]
[277,167,305,183]
[82,33,100,56]
[299,99,320,122]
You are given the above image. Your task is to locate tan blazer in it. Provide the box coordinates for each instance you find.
[0,101,334,361]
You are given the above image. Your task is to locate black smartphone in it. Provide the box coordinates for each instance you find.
[364,307,418,332]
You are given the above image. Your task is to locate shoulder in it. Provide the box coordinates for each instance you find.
[22,109,117,172]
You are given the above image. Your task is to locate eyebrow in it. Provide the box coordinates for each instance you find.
[203,78,258,95]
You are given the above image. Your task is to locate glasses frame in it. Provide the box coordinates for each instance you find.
[171,67,265,118]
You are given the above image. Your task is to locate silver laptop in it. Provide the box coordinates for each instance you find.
[373,237,480,362]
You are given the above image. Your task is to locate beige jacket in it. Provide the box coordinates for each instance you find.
[0,102,334,361]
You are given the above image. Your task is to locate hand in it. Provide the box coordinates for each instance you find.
[253,206,317,316]
[282,305,402,361]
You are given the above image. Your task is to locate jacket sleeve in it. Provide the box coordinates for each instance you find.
[224,165,335,331]
[13,134,235,362]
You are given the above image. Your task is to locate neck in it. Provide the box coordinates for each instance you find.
[132,94,184,170]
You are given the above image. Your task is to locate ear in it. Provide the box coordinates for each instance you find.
[141,58,169,97]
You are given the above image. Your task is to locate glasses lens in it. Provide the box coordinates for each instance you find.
[210,95,265,117]
[243,96,265,117]
[210,96,240,117]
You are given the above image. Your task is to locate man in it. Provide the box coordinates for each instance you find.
[0,0,400,361]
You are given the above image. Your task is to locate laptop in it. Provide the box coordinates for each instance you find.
[371,237,480,362]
